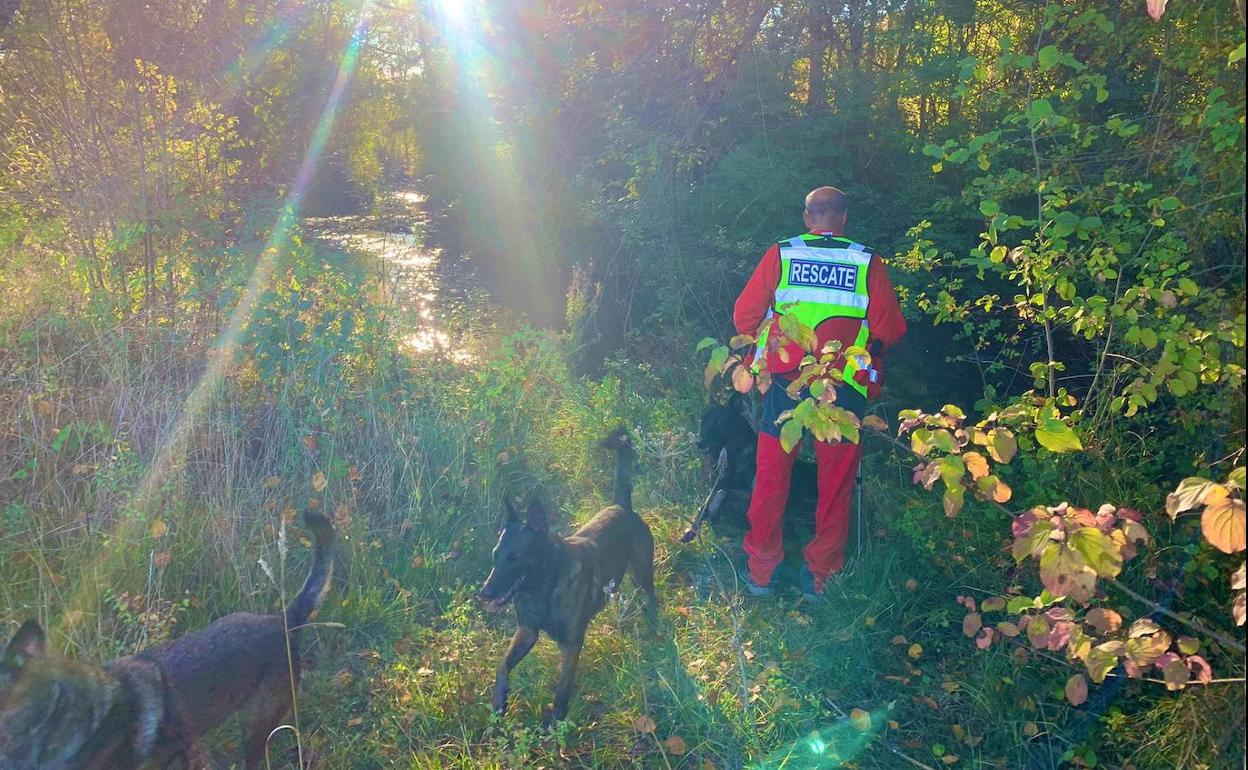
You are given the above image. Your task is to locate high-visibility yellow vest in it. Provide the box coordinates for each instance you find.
[754,233,875,397]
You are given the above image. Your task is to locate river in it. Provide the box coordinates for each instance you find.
[305,190,504,365]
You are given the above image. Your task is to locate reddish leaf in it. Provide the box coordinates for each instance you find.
[1146,0,1167,21]
[963,612,983,638]
[731,365,754,394]
[1161,656,1189,690]
[1047,620,1075,652]
[756,369,772,394]
[975,627,995,649]
[1064,674,1088,706]
[1038,542,1092,600]
[1085,608,1122,634]
[1186,654,1213,684]
[981,597,1006,613]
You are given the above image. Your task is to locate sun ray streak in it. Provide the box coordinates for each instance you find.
[55,8,373,635]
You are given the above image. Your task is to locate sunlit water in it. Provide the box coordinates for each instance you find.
[306,191,495,365]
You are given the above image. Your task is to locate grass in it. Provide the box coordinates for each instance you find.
[1,219,1243,770]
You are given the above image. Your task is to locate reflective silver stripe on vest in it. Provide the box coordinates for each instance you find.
[780,247,873,265]
[774,287,870,309]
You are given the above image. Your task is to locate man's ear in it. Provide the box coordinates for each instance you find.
[4,620,47,666]
[525,499,549,536]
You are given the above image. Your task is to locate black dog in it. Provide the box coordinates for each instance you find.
[693,401,818,533]
[478,428,658,723]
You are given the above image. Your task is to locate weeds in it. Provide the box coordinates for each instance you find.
[1,218,1242,769]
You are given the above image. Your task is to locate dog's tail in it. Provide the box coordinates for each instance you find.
[285,511,336,629]
[600,426,636,511]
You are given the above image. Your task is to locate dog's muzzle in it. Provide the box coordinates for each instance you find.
[478,575,526,612]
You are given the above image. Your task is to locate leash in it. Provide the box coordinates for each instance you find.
[680,448,728,543]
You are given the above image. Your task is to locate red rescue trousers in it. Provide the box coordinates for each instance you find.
[743,432,860,590]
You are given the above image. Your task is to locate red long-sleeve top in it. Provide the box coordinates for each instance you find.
[734,233,907,378]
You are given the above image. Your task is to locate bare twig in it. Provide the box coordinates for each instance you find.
[1107,578,1246,654]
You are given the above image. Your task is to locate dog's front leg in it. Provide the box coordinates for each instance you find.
[548,639,584,724]
[494,626,539,715]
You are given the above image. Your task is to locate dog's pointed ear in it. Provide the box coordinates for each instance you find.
[525,499,549,535]
[501,498,521,529]
[4,620,47,666]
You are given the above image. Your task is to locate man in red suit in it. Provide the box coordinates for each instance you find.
[733,186,906,600]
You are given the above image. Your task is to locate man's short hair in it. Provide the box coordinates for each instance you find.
[805,187,848,220]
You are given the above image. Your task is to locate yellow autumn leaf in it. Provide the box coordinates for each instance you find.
[149,520,168,539]
[312,471,328,492]
[908,643,924,659]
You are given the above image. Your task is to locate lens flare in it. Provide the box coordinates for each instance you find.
[54,7,373,636]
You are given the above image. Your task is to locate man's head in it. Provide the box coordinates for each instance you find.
[802,186,848,233]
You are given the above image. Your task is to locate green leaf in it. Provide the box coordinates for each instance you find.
[1177,277,1199,297]
[779,417,804,454]
[1007,595,1037,614]
[1053,212,1081,237]
[1139,327,1158,350]
[930,429,957,453]
[1035,418,1083,453]
[1158,196,1181,211]
[1230,42,1246,65]
[1013,520,1054,563]
[1166,477,1216,519]
[939,455,966,489]
[1026,98,1054,123]
[980,200,1000,217]
[696,337,718,352]
[1229,467,1246,490]
[987,428,1018,464]
[1068,527,1123,578]
[1037,44,1061,70]
[704,346,730,388]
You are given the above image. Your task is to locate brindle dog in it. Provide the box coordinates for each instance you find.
[478,428,658,723]
[0,512,335,770]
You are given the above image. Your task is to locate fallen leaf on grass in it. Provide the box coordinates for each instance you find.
[1065,674,1088,706]
[908,643,923,659]
[664,736,688,755]
[634,716,656,734]
[850,708,872,732]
